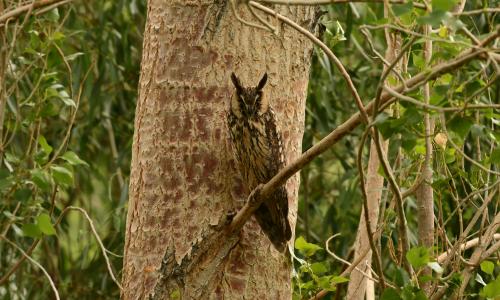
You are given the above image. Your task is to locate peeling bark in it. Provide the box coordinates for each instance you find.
[121,1,314,299]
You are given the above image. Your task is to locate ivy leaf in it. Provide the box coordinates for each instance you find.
[22,223,42,238]
[295,236,322,257]
[480,276,500,298]
[331,276,349,284]
[448,117,473,139]
[38,136,53,155]
[14,189,32,201]
[417,10,447,27]
[490,148,500,164]
[406,247,430,268]
[480,261,494,275]
[50,165,74,186]
[413,52,425,70]
[37,214,56,235]
[381,288,402,300]
[432,0,458,12]
[311,262,328,275]
[31,169,51,192]
[61,151,89,166]
[392,2,413,16]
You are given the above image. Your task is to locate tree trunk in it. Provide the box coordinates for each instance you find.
[346,140,386,300]
[121,1,314,299]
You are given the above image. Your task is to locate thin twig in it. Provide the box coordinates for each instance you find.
[226,27,500,239]
[231,0,270,32]
[325,236,382,286]
[0,0,75,26]
[249,1,370,124]
[60,206,123,290]
[255,0,425,8]
[454,8,500,16]
[439,113,500,176]
[1,236,60,300]
[382,85,500,112]
[437,234,500,263]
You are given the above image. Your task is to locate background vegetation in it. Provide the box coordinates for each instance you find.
[0,0,498,299]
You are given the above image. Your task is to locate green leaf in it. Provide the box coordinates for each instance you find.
[330,276,349,284]
[373,112,391,125]
[14,189,32,201]
[318,276,335,291]
[50,165,74,186]
[413,52,425,69]
[480,275,500,298]
[406,246,430,268]
[46,8,60,22]
[295,236,322,257]
[22,223,42,238]
[38,136,53,155]
[448,117,473,139]
[480,261,494,275]
[61,151,89,166]
[392,2,413,16]
[310,262,328,275]
[51,31,65,41]
[381,288,402,300]
[65,52,84,61]
[417,10,447,26]
[37,214,56,235]
[47,84,76,107]
[31,169,51,192]
[432,0,458,11]
[491,148,500,164]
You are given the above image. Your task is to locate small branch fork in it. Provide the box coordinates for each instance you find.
[151,1,500,295]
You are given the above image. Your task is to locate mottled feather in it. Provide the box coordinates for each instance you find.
[227,72,291,252]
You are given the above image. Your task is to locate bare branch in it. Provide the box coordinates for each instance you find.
[255,0,425,9]
[0,0,76,26]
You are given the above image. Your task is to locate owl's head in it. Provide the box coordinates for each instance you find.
[230,72,269,118]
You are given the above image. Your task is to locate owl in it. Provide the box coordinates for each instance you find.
[227,72,291,252]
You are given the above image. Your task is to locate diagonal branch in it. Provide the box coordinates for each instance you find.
[228,24,499,242]
[0,0,76,26]
[152,17,499,299]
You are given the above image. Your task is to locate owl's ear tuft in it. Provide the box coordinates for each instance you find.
[257,72,268,91]
[231,72,243,92]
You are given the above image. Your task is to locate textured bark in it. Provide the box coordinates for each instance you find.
[121,1,314,299]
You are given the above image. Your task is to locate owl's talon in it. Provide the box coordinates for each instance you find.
[225,210,237,224]
[248,184,264,206]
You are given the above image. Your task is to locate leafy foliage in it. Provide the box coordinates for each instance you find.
[0,1,145,298]
[295,0,498,298]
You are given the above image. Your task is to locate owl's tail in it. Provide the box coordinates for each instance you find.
[254,186,292,252]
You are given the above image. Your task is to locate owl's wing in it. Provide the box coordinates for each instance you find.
[253,107,291,252]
